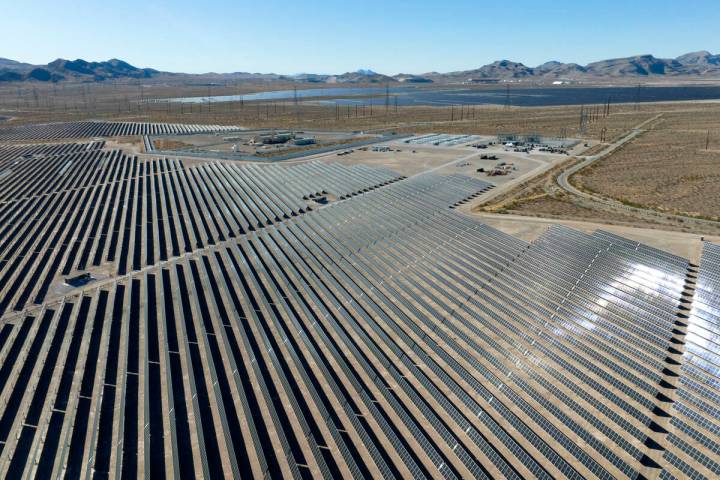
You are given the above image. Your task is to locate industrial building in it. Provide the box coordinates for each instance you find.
[0,121,717,479]
[292,137,316,146]
[251,131,295,145]
[497,133,544,144]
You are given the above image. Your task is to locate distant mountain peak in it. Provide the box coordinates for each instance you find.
[676,50,720,67]
[536,60,563,68]
[332,69,395,84]
[677,50,712,59]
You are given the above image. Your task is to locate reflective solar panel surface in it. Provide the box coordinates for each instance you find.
[0,121,718,479]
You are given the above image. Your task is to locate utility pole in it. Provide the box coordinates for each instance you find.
[706,130,711,150]
[385,84,390,113]
[294,85,299,123]
[504,84,511,109]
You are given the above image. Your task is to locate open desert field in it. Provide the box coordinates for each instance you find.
[572,105,720,220]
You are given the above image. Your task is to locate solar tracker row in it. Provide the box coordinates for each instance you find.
[0,153,402,318]
[0,141,105,169]
[0,121,240,141]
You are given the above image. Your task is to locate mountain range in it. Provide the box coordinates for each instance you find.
[0,58,160,83]
[2,51,720,84]
[426,52,720,83]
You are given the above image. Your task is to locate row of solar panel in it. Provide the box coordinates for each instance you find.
[0,141,104,171]
[0,156,402,317]
[0,150,179,203]
[0,121,240,141]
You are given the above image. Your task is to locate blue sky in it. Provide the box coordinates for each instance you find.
[2,0,718,74]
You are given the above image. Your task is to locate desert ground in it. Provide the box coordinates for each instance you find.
[572,107,720,219]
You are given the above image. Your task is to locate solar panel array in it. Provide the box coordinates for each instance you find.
[0,121,240,141]
[0,145,403,318]
[670,242,720,480]
[0,128,718,479]
[0,141,105,168]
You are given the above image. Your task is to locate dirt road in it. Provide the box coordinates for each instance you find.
[553,113,720,231]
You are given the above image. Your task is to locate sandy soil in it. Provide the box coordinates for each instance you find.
[322,143,464,176]
[573,106,720,220]
[105,137,144,153]
[324,140,570,183]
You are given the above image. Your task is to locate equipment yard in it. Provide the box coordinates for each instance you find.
[0,102,719,480]
[316,134,572,183]
[147,129,381,162]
